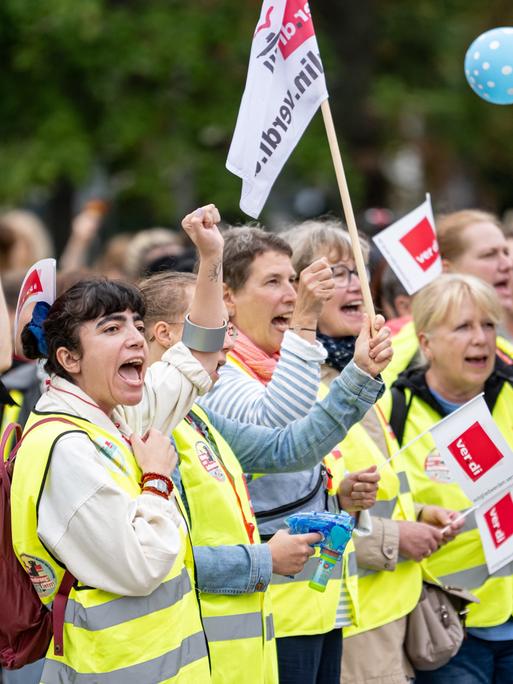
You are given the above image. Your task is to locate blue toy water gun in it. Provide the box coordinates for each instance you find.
[285,511,355,592]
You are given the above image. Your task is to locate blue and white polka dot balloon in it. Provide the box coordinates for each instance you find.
[464,27,513,105]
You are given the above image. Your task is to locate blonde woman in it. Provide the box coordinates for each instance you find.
[382,274,513,683]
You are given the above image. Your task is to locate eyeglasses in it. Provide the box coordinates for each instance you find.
[148,321,238,344]
[330,264,370,289]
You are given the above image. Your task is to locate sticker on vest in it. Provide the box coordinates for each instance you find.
[196,441,226,481]
[20,554,57,597]
[93,436,128,475]
[424,449,454,483]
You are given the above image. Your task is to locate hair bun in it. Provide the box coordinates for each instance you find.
[21,325,42,360]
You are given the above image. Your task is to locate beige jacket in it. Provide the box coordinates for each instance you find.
[36,343,211,597]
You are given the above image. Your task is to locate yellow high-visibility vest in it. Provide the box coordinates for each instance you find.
[173,404,278,684]
[382,321,419,386]
[380,383,513,627]
[321,387,423,635]
[11,412,211,683]
[1,389,23,458]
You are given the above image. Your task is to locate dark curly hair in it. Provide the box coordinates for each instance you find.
[22,278,146,381]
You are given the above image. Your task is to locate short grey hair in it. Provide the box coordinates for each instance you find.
[280,218,369,274]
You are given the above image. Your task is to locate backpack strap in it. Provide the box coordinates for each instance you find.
[7,417,82,473]
[4,417,79,658]
[52,571,76,656]
[389,387,412,448]
[0,423,22,462]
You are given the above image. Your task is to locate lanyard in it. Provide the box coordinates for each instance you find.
[374,403,399,450]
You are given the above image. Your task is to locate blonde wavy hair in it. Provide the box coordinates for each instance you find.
[412,273,502,336]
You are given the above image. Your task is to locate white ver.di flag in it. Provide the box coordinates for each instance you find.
[372,194,441,295]
[476,489,513,575]
[14,258,56,345]
[430,394,513,505]
[227,0,328,218]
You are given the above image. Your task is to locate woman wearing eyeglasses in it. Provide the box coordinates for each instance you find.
[283,220,459,684]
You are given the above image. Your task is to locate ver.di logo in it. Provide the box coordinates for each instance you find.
[399,217,439,272]
[447,421,504,482]
[256,1,316,73]
[484,492,513,548]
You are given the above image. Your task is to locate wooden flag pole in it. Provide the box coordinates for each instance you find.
[320,99,376,322]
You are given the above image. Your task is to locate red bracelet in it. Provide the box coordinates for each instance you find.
[141,485,170,500]
[141,472,173,490]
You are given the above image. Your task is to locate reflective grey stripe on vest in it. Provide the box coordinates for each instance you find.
[204,611,264,641]
[438,561,513,590]
[271,554,344,585]
[265,613,275,641]
[347,550,358,577]
[369,473,409,520]
[65,567,191,631]
[370,498,396,519]
[41,630,207,684]
[397,470,410,494]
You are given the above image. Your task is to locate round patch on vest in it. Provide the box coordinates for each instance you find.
[20,554,57,597]
[424,449,454,483]
[196,441,226,481]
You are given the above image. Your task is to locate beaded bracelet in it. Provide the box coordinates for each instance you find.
[141,485,170,500]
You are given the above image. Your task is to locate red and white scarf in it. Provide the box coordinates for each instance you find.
[228,329,280,385]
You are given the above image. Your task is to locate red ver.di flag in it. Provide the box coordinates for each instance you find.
[227,0,328,218]
[430,394,513,505]
[372,195,441,295]
[476,490,513,574]
[14,258,56,346]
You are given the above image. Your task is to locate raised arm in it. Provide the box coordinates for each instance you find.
[181,204,225,376]
[201,331,326,426]
[207,359,385,474]
[59,201,106,272]
[115,204,226,434]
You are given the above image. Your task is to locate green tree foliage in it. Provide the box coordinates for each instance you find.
[0,0,263,223]
[1,0,513,229]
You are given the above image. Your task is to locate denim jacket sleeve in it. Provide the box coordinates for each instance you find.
[206,360,384,474]
[171,452,273,594]
[194,543,272,594]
